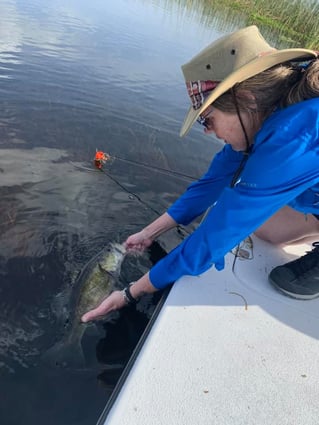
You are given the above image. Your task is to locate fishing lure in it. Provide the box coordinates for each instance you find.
[94,150,110,169]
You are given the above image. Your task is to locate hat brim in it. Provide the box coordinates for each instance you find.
[180,48,317,137]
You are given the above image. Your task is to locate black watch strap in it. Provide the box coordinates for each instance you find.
[123,284,138,305]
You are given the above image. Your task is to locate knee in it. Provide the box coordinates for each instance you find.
[254,228,281,245]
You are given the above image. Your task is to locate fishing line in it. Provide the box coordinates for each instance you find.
[100,167,163,217]
[99,168,191,237]
[70,159,163,216]
[72,151,192,237]
[110,155,196,181]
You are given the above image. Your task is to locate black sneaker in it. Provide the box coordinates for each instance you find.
[269,242,319,300]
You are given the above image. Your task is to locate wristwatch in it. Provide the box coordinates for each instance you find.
[122,282,139,305]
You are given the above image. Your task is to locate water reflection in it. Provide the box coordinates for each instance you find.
[0,2,22,79]
[148,0,245,33]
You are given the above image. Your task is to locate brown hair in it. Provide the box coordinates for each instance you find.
[213,58,319,115]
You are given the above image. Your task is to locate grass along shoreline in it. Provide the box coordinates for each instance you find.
[213,0,319,48]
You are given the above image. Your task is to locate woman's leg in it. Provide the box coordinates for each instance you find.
[254,205,319,245]
[255,206,319,299]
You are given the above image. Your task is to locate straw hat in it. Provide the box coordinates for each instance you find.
[180,25,317,137]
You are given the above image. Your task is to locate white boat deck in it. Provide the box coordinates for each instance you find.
[103,236,319,425]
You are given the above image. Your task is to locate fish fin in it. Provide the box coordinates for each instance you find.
[50,286,72,324]
[84,322,100,337]
[41,329,87,370]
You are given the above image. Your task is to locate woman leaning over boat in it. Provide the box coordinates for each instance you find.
[82,25,319,322]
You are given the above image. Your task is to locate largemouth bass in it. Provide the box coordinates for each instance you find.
[43,242,126,368]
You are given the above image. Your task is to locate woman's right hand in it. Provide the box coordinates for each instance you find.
[124,230,153,252]
[81,290,125,323]
[81,273,157,323]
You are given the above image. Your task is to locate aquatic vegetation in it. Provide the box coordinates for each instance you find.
[167,0,319,48]
[224,0,319,48]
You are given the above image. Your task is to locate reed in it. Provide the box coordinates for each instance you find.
[165,0,319,48]
[212,0,319,48]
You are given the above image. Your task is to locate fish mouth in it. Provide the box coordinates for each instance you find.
[96,242,127,273]
[111,243,126,255]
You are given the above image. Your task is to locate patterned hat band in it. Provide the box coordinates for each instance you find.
[186,80,220,110]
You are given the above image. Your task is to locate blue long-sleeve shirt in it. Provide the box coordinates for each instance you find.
[149,97,319,289]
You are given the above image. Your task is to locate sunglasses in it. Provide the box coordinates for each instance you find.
[196,105,214,128]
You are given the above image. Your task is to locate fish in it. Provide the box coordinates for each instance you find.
[43,242,126,369]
